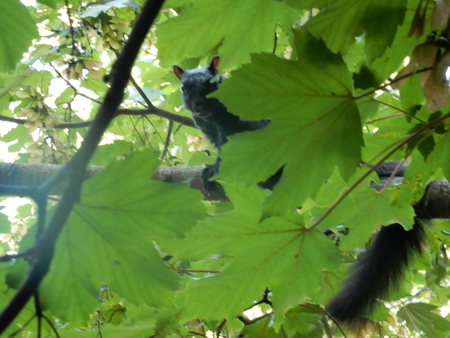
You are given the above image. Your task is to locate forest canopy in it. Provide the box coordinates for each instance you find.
[0,0,450,337]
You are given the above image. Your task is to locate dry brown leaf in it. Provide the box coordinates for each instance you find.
[432,0,450,30]
[424,50,450,112]
[413,42,439,67]
[420,68,432,87]
[408,0,428,37]
[391,61,418,89]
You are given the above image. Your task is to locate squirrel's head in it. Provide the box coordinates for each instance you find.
[173,56,222,102]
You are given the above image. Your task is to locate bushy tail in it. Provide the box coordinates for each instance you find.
[326,220,426,324]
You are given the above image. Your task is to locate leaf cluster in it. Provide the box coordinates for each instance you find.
[1,0,450,337]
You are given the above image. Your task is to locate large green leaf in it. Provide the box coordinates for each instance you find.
[0,69,35,99]
[78,0,140,18]
[38,150,206,324]
[420,132,450,180]
[217,31,362,218]
[239,314,283,338]
[0,207,10,234]
[156,0,297,68]
[0,1,38,72]
[281,0,333,10]
[347,0,428,91]
[364,0,426,86]
[59,321,156,338]
[36,0,58,8]
[405,125,450,187]
[361,93,417,162]
[161,183,340,327]
[397,303,450,337]
[0,264,42,336]
[314,186,416,250]
[305,0,406,63]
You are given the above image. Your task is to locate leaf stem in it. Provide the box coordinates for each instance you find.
[353,67,432,100]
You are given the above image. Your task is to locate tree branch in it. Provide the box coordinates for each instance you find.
[0,162,223,200]
[1,162,449,218]
[117,108,195,127]
[0,107,195,130]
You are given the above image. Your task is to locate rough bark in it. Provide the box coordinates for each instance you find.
[0,162,449,218]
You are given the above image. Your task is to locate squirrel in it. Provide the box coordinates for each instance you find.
[173,56,269,191]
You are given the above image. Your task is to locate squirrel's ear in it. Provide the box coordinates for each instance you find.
[208,56,220,74]
[173,65,184,79]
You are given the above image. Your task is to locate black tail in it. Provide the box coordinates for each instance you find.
[326,220,426,324]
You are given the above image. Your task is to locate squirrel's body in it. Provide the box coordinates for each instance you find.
[173,56,269,188]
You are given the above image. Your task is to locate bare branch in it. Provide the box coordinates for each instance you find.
[50,63,103,104]
[116,108,195,127]
[0,108,195,130]
[0,114,92,129]
[1,162,450,218]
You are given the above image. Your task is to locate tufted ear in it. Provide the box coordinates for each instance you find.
[208,56,220,74]
[173,65,184,80]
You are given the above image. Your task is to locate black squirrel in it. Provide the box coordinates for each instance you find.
[173,56,270,190]
[326,162,427,330]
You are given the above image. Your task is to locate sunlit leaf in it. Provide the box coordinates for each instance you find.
[305,0,406,63]
[413,42,438,68]
[161,184,340,326]
[431,0,450,30]
[39,150,206,324]
[0,1,38,72]
[398,303,450,337]
[78,0,140,18]
[423,50,450,112]
[156,0,296,68]
[217,31,362,218]
[313,185,416,250]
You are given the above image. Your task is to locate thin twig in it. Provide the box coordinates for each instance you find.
[368,97,427,124]
[117,108,195,127]
[50,63,103,104]
[353,67,432,100]
[0,249,33,263]
[378,158,407,193]
[42,314,61,338]
[0,114,92,129]
[65,0,77,57]
[35,195,47,240]
[0,108,195,129]
[34,292,42,337]
[161,120,174,160]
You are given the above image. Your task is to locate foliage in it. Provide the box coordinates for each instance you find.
[0,0,450,337]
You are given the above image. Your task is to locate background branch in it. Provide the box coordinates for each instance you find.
[0,107,195,129]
